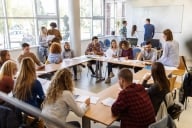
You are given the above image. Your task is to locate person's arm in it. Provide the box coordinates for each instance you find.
[17,54,23,64]
[152,25,155,38]
[64,91,89,117]
[85,44,91,55]
[137,51,144,60]
[34,80,45,104]
[158,43,168,62]
[31,53,41,66]
[111,91,128,116]
[71,50,75,58]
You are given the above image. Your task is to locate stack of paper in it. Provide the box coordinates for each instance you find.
[74,95,100,104]
[101,97,116,107]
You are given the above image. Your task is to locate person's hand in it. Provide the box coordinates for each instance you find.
[85,98,90,106]
[36,65,45,70]
[143,73,151,81]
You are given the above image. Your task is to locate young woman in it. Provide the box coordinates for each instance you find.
[142,62,170,114]
[13,57,45,109]
[62,42,78,80]
[38,26,48,63]
[0,50,11,68]
[0,60,17,97]
[105,39,119,83]
[42,68,90,128]
[47,42,62,64]
[158,29,179,67]
[131,25,138,38]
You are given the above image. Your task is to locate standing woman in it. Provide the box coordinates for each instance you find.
[42,68,90,128]
[131,25,138,38]
[105,39,119,83]
[158,29,179,67]
[38,26,48,63]
[0,50,11,68]
[13,57,45,109]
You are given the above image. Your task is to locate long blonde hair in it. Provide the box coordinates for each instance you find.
[13,57,36,100]
[0,60,17,79]
[44,68,73,104]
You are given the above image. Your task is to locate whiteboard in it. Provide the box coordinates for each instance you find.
[132,5,184,33]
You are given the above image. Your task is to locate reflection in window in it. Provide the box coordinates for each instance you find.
[93,0,103,16]
[6,0,34,17]
[36,0,56,15]
[81,19,92,39]
[8,19,35,48]
[80,0,92,17]
[93,20,103,36]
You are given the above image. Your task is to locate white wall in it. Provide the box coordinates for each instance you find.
[126,0,192,60]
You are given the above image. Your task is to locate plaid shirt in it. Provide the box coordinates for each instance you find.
[111,83,155,128]
[85,42,103,55]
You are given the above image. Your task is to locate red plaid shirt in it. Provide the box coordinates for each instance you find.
[111,83,155,128]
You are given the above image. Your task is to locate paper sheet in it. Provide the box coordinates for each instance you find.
[101,97,115,107]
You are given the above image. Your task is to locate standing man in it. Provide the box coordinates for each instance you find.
[119,20,127,40]
[144,18,155,41]
[110,68,155,128]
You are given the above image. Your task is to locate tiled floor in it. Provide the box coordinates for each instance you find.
[67,62,192,128]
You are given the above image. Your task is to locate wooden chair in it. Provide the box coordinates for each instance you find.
[169,76,177,99]
[172,56,186,76]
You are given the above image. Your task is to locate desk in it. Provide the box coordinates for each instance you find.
[82,68,173,128]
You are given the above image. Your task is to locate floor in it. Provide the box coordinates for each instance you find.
[65,62,192,128]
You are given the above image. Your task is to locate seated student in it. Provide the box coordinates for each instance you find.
[13,57,45,109]
[0,60,17,104]
[118,40,133,69]
[17,43,44,70]
[85,36,104,76]
[110,68,155,128]
[158,29,179,67]
[141,62,171,115]
[62,42,78,80]
[105,39,119,83]
[42,68,90,128]
[134,41,157,73]
[0,50,11,68]
[47,42,62,64]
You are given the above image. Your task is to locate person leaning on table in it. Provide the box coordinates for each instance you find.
[108,68,155,128]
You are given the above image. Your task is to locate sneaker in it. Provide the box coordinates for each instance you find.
[109,72,115,78]
[105,77,111,83]
[91,74,96,77]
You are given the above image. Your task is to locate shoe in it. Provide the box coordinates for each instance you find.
[109,72,115,78]
[105,77,111,83]
[91,74,96,77]
[74,78,77,81]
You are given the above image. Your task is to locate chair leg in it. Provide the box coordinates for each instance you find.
[185,97,188,110]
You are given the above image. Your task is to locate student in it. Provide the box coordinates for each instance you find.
[47,42,62,64]
[130,25,138,38]
[144,18,155,41]
[137,41,157,62]
[110,68,155,128]
[47,22,62,43]
[38,26,48,63]
[42,68,90,128]
[13,57,45,109]
[62,42,78,80]
[119,20,127,40]
[158,29,179,67]
[17,43,44,70]
[105,39,119,83]
[0,50,11,68]
[85,36,104,76]
[142,62,170,114]
[0,60,17,96]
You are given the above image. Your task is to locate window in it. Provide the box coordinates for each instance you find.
[8,19,35,48]
[80,0,92,17]
[36,0,56,16]
[93,0,103,16]
[6,0,34,17]
[81,19,92,39]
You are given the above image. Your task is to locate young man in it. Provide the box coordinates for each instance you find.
[144,18,155,41]
[17,43,44,69]
[119,20,127,40]
[137,41,157,62]
[85,36,103,76]
[110,68,155,128]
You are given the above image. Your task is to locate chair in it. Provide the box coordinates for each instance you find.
[172,56,186,77]
[132,47,141,59]
[99,41,107,52]
[104,39,111,48]
[126,38,138,47]
[169,76,177,99]
[148,115,176,128]
[150,39,162,50]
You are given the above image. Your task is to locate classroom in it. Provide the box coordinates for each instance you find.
[0,0,192,128]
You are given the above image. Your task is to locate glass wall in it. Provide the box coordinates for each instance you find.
[0,0,126,49]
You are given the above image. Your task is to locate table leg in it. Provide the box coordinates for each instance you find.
[96,61,105,83]
[82,116,91,128]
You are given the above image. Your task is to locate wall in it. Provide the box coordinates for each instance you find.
[126,0,192,60]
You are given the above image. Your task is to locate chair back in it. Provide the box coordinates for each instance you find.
[104,39,110,48]
[178,56,186,70]
[126,38,138,47]
[169,76,177,91]
[132,47,141,59]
